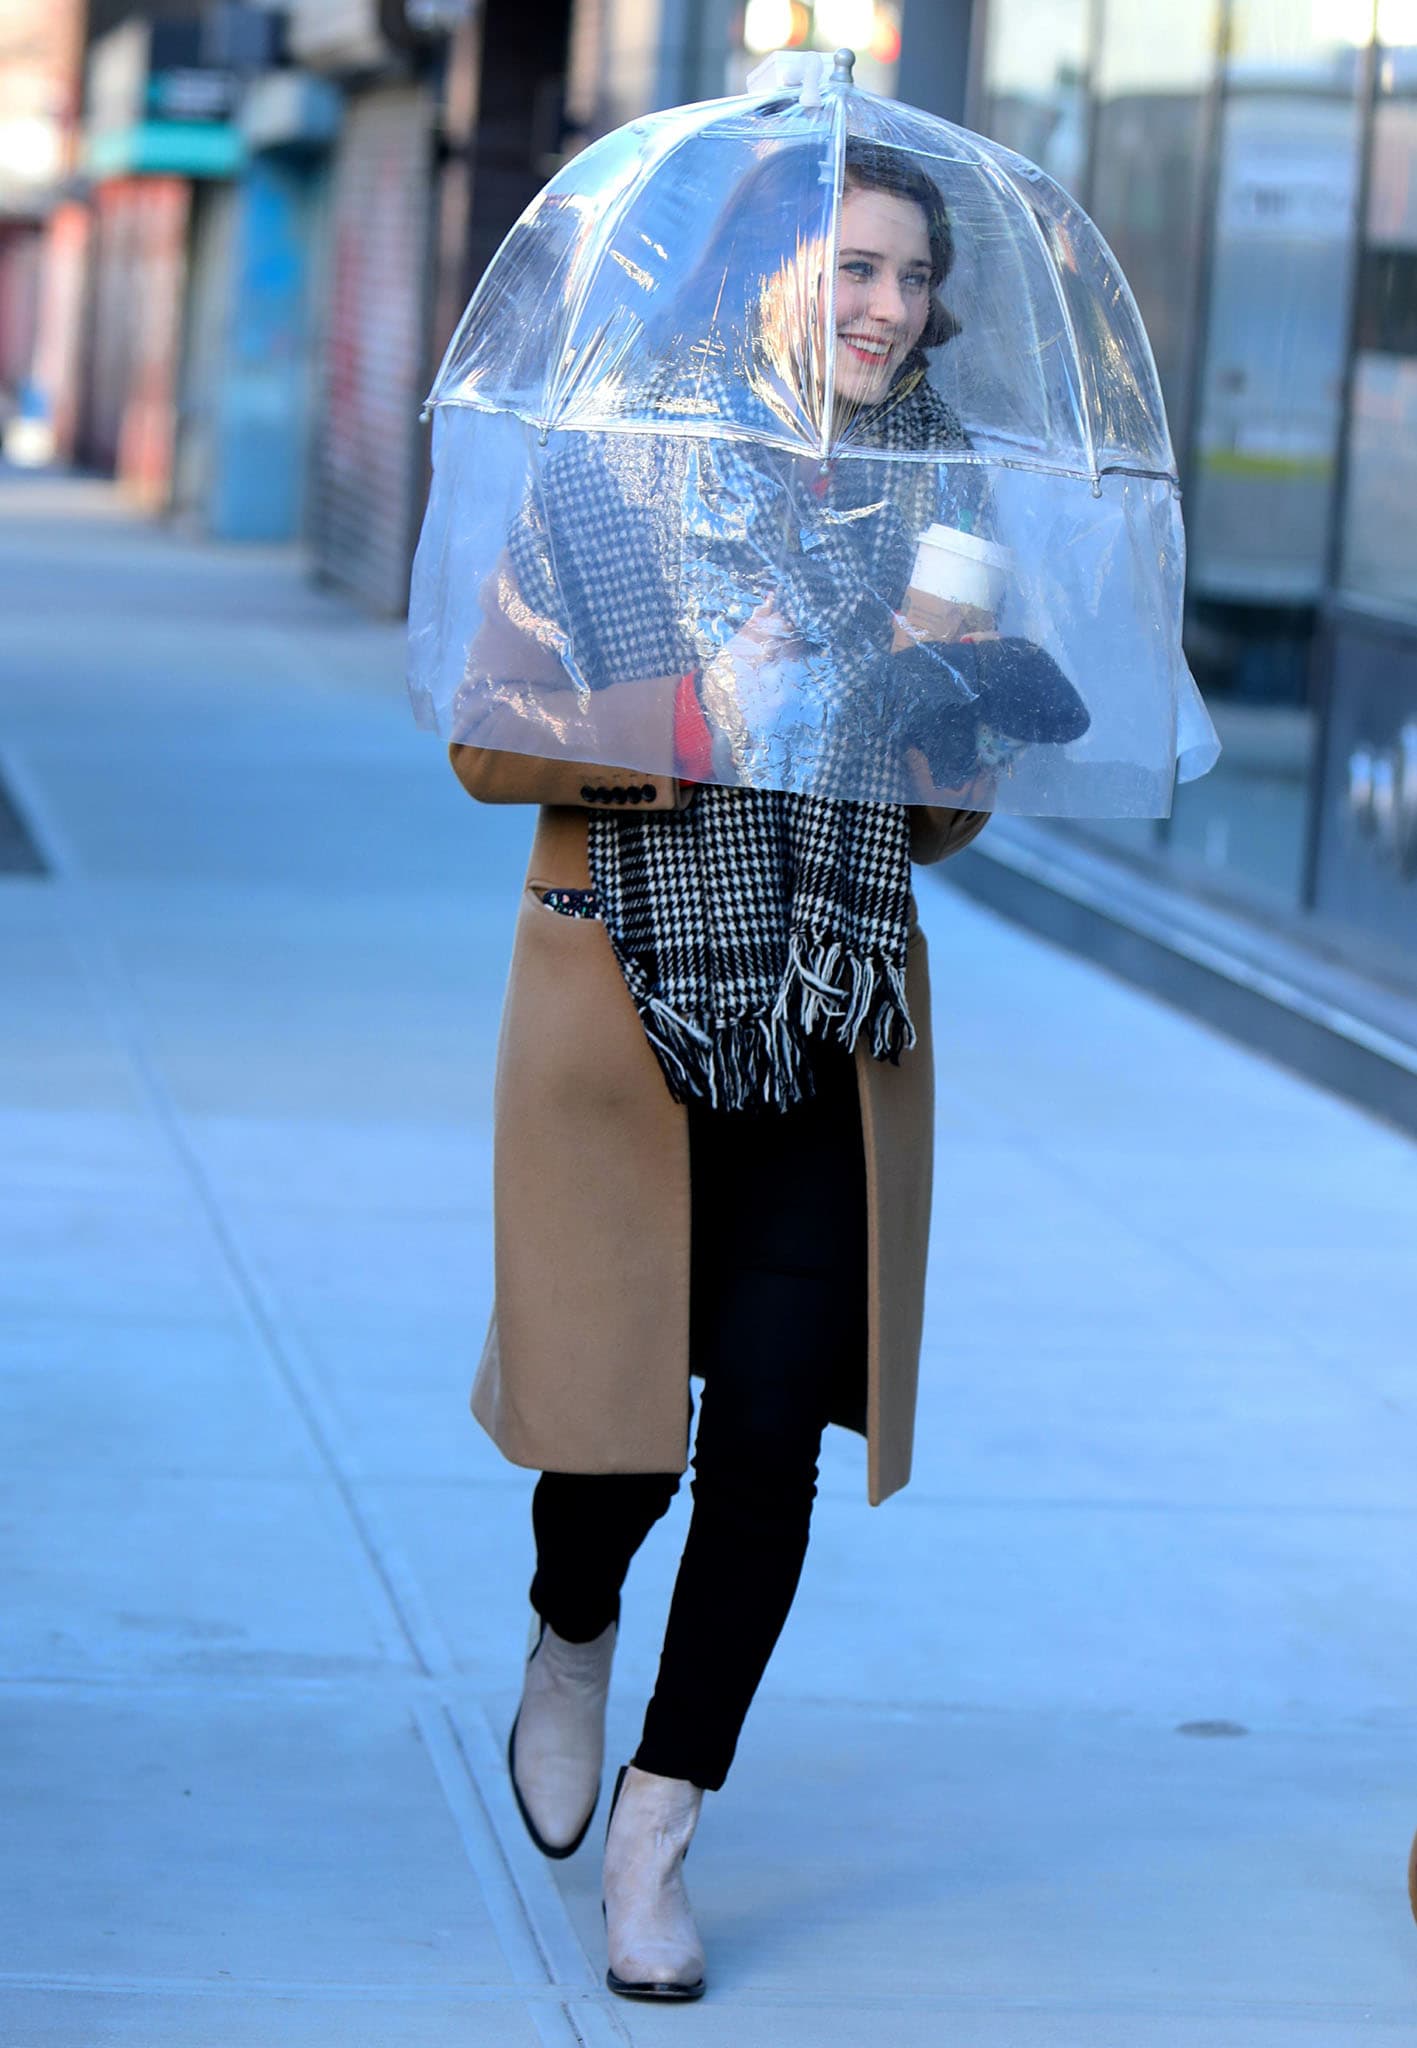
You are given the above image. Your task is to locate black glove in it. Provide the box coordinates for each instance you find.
[892,637,1089,786]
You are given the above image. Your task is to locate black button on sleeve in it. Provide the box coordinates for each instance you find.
[642,783,657,802]
[580,784,595,802]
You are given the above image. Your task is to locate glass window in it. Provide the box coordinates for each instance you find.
[977,0,1091,197]
[1049,8,1215,864]
[1089,8,1213,441]
[1162,6,1370,911]
[973,4,1410,929]
[1339,36,1417,609]
[1188,28,1364,605]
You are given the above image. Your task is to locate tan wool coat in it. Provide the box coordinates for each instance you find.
[452,742,987,1505]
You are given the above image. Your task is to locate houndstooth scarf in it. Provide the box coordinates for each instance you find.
[592,784,914,1111]
[512,365,975,1111]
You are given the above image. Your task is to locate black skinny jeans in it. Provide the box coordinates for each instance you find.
[529,1046,868,1791]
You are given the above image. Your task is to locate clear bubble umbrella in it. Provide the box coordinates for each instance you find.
[407,48,1220,813]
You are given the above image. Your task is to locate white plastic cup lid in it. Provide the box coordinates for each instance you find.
[910,523,1012,607]
[916,523,1012,570]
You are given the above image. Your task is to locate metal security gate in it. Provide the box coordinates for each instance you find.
[308,82,435,614]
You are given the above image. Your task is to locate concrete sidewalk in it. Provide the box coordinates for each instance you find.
[2,469,1416,2046]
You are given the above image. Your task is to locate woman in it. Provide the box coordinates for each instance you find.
[451,142,1009,2002]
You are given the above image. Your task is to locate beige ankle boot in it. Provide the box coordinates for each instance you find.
[602,1763,706,2001]
[508,1616,615,1858]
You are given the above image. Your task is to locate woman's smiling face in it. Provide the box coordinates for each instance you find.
[832,184,933,407]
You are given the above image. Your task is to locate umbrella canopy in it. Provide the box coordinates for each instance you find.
[408,50,1219,814]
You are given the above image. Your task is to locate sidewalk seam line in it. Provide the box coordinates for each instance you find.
[46,887,449,1679]
[23,827,603,2043]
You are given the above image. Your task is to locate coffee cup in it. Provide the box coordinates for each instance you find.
[904,523,1012,639]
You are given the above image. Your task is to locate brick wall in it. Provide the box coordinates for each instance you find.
[29,200,90,460]
[308,82,435,616]
[0,225,41,392]
[82,176,189,505]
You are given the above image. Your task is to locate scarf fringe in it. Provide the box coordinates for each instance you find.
[632,936,916,1114]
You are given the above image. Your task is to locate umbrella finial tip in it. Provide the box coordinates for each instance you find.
[830,48,856,86]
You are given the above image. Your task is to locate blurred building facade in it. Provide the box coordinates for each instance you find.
[972,0,1417,1014]
[2,0,1413,1031]
[0,0,85,459]
[276,0,438,609]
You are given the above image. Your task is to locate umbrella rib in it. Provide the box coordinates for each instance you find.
[426,394,1175,488]
[969,144,1099,486]
[819,93,847,463]
[419,116,687,415]
[541,112,718,434]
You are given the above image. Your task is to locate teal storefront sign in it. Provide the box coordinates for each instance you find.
[85,120,244,180]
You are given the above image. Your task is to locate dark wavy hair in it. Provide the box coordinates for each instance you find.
[651,131,960,365]
[841,139,960,348]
